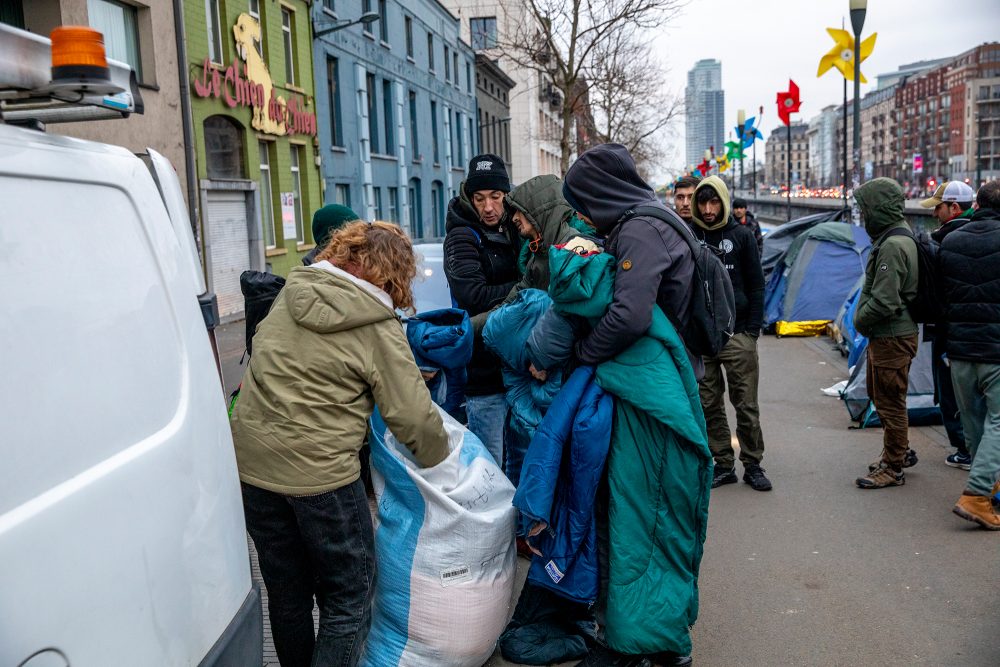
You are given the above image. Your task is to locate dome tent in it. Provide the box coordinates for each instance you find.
[763,222,871,337]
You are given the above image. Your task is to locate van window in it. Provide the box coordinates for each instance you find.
[1,176,183,515]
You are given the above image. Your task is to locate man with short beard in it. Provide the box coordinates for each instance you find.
[444,154,519,467]
[690,176,770,492]
[672,175,699,224]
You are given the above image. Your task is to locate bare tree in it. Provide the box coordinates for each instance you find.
[497,0,686,174]
[587,32,683,178]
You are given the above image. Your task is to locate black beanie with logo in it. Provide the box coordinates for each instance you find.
[464,153,510,194]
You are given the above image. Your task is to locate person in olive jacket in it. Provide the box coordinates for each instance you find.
[444,154,520,466]
[690,176,771,492]
[852,178,919,490]
[232,221,449,667]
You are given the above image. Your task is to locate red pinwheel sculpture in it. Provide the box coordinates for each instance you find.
[776,80,801,126]
[695,157,711,177]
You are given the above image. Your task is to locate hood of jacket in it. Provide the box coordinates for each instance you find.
[691,176,732,232]
[505,175,575,249]
[855,177,906,240]
[282,265,395,334]
[563,143,657,234]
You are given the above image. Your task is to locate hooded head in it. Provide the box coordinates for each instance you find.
[691,176,732,231]
[562,143,656,234]
[854,177,905,239]
[312,204,361,249]
[505,175,574,249]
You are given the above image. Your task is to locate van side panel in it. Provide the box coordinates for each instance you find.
[0,129,253,665]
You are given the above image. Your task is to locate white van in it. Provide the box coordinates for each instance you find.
[0,24,261,666]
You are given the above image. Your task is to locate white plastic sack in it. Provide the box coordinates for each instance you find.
[362,406,517,667]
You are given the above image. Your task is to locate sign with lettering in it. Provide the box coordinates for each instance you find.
[193,13,316,137]
[913,153,923,174]
[281,192,297,239]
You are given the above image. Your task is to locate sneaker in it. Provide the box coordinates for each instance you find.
[856,463,905,489]
[711,466,737,488]
[573,644,651,667]
[953,493,1000,530]
[869,448,918,472]
[647,652,693,666]
[945,451,972,470]
[743,464,772,491]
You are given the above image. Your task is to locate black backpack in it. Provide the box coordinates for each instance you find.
[239,270,286,356]
[882,227,944,323]
[625,205,736,357]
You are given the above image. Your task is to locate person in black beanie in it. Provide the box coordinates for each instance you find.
[443,153,519,468]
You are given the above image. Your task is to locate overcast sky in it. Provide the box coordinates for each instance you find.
[649,0,1000,183]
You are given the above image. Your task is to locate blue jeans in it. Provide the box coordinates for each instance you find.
[242,480,374,667]
[466,392,507,467]
[950,360,1000,497]
[932,337,966,453]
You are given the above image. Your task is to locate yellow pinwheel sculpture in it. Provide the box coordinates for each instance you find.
[817,28,877,83]
[716,153,730,173]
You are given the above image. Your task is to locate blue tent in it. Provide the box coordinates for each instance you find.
[830,279,865,367]
[764,222,871,336]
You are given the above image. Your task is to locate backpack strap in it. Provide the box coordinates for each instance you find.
[625,204,702,259]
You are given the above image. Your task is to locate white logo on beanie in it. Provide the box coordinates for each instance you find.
[476,160,494,171]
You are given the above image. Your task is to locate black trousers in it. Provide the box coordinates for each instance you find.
[242,480,375,667]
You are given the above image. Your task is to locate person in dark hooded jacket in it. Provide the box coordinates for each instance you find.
[562,143,697,667]
[689,177,770,492]
[562,144,699,378]
[443,153,520,466]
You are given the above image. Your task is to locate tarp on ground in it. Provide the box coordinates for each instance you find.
[764,221,870,336]
[761,210,846,280]
[841,330,941,427]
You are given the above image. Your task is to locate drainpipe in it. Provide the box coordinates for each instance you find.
[172,0,201,246]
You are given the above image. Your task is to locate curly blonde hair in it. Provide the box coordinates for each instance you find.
[315,221,417,312]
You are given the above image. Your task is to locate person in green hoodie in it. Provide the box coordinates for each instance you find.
[852,178,919,490]
[232,221,449,667]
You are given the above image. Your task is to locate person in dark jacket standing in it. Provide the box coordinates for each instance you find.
[920,181,976,469]
[562,143,696,667]
[443,153,519,466]
[690,177,771,492]
[853,178,919,490]
[939,180,1000,530]
[731,197,764,255]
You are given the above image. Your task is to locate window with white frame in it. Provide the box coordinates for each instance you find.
[248,0,263,56]
[470,17,497,50]
[259,141,276,248]
[290,146,304,242]
[88,0,143,79]
[388,187,398,222]
[282,8,295,86]
[335,184,351,208]
[374,187,384,220]
[203,0,223,65]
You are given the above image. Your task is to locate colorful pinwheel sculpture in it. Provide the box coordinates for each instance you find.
[724,140,744,161]
[776,80,801,126]
[817,28,877,83]
[715,152,731,173]
[737,116,764,149]
[695,157,711,177]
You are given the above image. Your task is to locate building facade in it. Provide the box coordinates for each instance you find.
[765,122,809,189]
[440,0,564,183]
[3,0,189,202]
[475,53,514,175]
[185,0,321,320]
[685,59,724,169]
[807,105,841,187]
[860,84,897,181]
[313,0,477,241]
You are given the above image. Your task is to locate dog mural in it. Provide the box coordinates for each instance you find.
[233,13,285,135]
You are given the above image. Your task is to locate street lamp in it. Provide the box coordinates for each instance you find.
[737,108,746,193]
[975,110,983,188]
[849,0,866,225]
[313,11,379,38]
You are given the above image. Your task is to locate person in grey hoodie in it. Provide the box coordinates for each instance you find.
[562,143,697,667]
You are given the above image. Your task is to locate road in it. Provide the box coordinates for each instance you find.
[216,321,1000,666]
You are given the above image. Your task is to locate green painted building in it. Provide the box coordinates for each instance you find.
[185,0,322,321]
